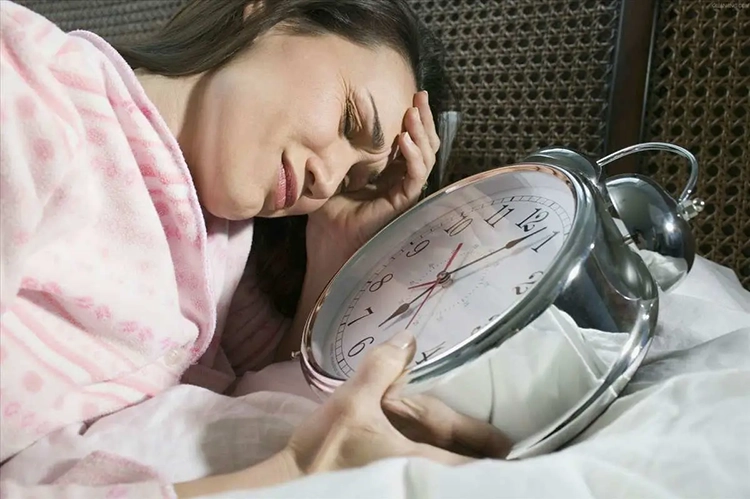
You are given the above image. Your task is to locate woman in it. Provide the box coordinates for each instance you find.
[0,0,508,497]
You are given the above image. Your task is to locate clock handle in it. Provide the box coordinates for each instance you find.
[597,142,699,203]
[597,142,706,292]
[524,147,604,188]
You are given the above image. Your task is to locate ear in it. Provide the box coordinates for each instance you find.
[243,0,264,20]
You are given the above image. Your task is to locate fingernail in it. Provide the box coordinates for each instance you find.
[387,329,414,350]
[422,90,429,99]
[403,132,414,145]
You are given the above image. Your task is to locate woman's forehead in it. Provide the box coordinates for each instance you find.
[352,48,416,134]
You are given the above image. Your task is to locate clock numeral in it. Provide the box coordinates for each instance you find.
[532,231,560,252]
[415,342,446,365]
[444,214,473,237]
[347,307,374,326]
[514,271,545,295]
[406,239,430,257]
[484,204,515,228]
[368,273,393,292]
[348,336,374,357]
[516,208,549,233]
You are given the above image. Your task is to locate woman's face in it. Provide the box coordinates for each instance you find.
[183,28,418,220]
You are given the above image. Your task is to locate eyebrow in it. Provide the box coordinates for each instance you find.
[368,91,385,150]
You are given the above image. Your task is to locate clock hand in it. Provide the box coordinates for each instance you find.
[407,228,547,290]
[445,227,546,276]
[378,243,463,328]
[405,242,462,330]
[377,286,432,327]
[408,280,438,289]
[405,280,440,330]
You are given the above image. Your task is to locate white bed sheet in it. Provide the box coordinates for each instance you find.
[2,256,749,498]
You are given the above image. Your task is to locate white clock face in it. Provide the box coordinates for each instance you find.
[308,167,578,379]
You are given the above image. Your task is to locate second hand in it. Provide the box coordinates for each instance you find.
[378,243,463,328]
[405,242,463,330]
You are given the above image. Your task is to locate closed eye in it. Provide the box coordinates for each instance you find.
[342,97,357,140]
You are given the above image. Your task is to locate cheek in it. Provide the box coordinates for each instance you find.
[286,65,343,137]
[293,92,341,140]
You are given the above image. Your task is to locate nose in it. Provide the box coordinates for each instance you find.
[304,154,349,200]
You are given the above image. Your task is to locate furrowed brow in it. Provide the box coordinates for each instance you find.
[368,91,385,150]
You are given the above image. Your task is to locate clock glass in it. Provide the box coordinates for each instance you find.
[308,166,578,380]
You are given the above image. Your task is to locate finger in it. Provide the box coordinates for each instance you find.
[414,90,440,152]
[375,156,408,193]
[404,106,436,171]
[372,424,475,467]
[397,131,427,201]
[407,441,476,466]
[345,330,416,399]
[383,395,512,459]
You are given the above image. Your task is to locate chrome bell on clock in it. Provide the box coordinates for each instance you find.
[527,142,705,292]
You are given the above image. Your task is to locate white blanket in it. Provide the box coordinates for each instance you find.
[2,256,749,498]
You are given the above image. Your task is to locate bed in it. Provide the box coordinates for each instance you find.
[8,1,750,497]
[1,255,748,497]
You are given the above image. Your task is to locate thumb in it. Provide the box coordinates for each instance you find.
[346,330,416,399]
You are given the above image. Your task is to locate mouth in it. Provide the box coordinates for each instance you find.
[275,153,298,210]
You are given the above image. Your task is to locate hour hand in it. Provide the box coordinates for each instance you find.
[377,285,434,328]
[378,302,410,327]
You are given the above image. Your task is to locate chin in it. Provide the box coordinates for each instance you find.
[201,198,263,221]
[254,203,291,218]
[257,202,313,218]
[257,207,298,219]
[210,209,251,222]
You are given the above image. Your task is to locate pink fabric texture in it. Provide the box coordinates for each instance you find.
[0,1,290,496]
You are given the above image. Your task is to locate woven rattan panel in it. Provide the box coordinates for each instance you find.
[643,2,749,288]
[407,1,621,183]
[16,0,188,44]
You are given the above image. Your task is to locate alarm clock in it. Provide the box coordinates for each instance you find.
[299,142,704,459]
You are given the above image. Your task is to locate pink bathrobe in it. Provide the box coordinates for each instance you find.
[0,2,291,496]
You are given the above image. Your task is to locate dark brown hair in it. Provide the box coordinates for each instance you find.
[115,0,456,317]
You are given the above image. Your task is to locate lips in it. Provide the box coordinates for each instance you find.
[275,154,298,210]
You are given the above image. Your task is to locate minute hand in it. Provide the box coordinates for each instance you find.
[446,227,547,276]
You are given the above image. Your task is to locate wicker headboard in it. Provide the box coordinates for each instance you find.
[16,0,749,288]
[643,2,749,288]
[16,0,187,43]
[407,1,620,182]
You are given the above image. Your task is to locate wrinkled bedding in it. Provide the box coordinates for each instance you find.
[1,256,748,498]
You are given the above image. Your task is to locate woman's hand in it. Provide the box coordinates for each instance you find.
[285,330,511,473]
[177,330,510,498]
[307,90,440,263]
